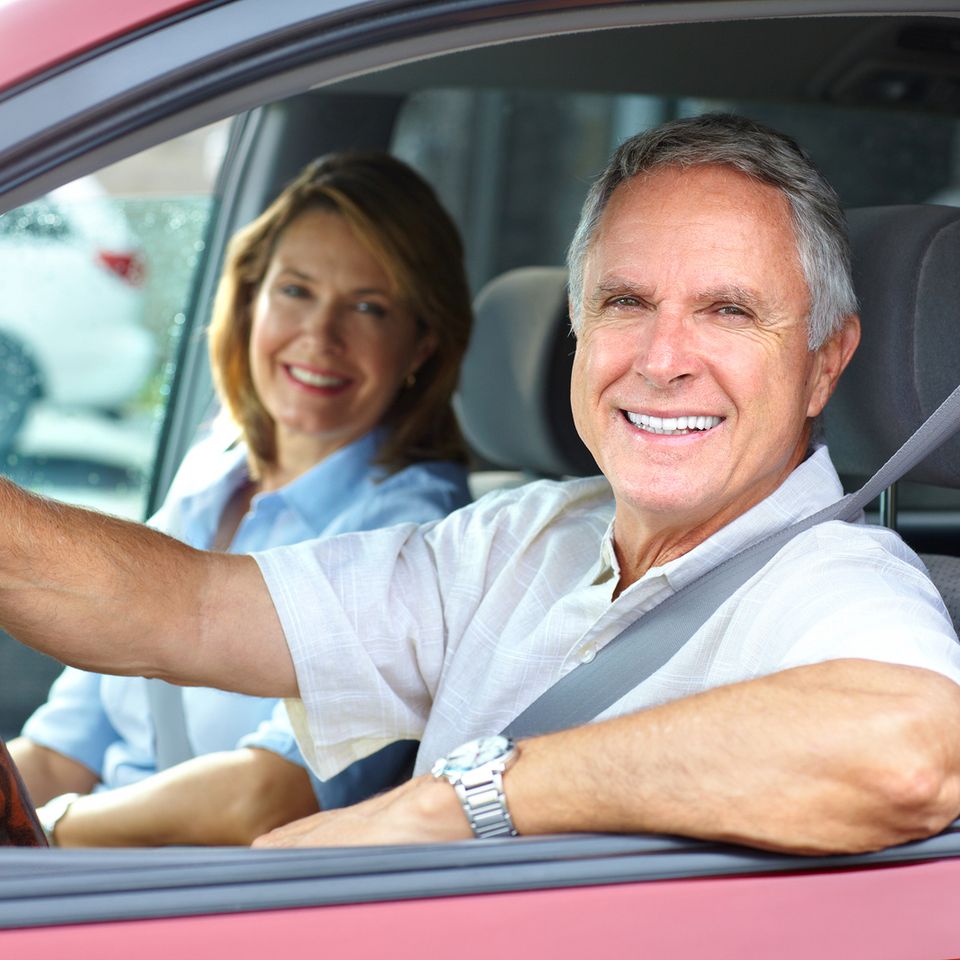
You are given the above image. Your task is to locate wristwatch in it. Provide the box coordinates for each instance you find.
[37,792,81,846]
[431,735,519,839]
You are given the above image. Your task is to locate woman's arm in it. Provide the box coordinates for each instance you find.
[48,748,318,846]
[0,479,295,697]
[7,737,99,806]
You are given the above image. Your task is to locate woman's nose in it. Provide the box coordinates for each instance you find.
[303,301,344,346]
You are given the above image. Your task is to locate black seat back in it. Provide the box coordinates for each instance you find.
[826,204,960,631]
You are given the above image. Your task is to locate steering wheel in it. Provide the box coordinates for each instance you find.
[0,736,46,846]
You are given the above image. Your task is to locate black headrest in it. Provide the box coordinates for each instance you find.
[825,204,960,488]
[455,267,596,477]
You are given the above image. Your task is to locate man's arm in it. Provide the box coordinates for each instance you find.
[255,660,960,855]
[0,479,295,697]
[46,748,319,847]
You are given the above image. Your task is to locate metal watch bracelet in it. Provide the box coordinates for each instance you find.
[452,763,517,839]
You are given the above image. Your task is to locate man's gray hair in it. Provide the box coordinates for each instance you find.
[566,113,858,349]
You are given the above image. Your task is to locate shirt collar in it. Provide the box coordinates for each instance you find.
[168,439,248,544]
[251,428,386,531]
[597,444,844,594]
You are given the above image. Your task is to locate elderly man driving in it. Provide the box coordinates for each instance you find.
[5,113,960,854]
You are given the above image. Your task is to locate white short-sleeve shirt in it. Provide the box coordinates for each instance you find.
[255,446,960,780]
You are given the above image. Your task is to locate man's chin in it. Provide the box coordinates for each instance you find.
[612,482,713,525]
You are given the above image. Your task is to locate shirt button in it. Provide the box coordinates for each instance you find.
[579,647,596,664]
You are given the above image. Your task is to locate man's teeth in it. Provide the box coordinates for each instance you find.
[625,412,722,435]
[288,366,346,388]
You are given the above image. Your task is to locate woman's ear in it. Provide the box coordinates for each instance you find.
[410,330,439,377]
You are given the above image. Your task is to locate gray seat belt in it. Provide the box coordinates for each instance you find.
[504,379,960,740]
[147,680,194,771]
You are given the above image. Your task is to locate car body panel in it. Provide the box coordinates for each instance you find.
[3,856,960,957]
[0,0,212,93]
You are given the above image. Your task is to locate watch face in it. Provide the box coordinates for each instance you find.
[441,735,511,775]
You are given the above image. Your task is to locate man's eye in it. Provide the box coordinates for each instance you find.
[280,283,310,299]
[607,296,643,309]
[717,304,750,318]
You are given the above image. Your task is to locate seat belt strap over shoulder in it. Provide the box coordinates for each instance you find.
[147,679,194,771]
[503,380,960,740]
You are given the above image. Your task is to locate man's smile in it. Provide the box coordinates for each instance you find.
[623,411,724,436]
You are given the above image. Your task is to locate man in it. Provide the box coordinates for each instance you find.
[4,114,960,854]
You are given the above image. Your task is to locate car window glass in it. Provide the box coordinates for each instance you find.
[0,121,228,521]
[392,89,960,293]
[0,121,229,739]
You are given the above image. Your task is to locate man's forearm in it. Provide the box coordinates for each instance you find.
[0,479,296,697]
[255,660,960,853]
[52,749,319,847]
[505,660,960,854]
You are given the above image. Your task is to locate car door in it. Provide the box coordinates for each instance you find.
[5,3,960,956]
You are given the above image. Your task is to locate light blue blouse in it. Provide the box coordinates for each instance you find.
[22,427,470,806]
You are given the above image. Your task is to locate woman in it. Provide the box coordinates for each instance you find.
[9,152,473,846]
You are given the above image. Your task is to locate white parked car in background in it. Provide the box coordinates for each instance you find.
[0,176,154,452]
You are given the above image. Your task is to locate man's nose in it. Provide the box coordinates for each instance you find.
[633,310,698,387]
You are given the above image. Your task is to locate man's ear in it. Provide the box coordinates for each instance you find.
[568,297,578,338]
[806,314,861,419]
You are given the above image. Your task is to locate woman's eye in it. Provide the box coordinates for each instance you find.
[279,283,310,299]
[355,301,388,318]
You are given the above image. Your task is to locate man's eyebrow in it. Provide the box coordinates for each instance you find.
[589,277,656,301]
[695,285,767,309]
[587,279,770,309]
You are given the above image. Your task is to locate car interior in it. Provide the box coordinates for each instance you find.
[5,4,960,927]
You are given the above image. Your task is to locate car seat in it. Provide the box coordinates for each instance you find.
[455,266,596,498]
[826,204,960,629]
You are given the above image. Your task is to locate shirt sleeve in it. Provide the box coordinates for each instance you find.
[255,518,455,780]
[236,699,307,766]
[20,667,119,777]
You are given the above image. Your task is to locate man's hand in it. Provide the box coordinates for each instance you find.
[253,775,472,848]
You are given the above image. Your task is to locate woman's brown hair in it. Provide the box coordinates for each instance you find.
[208,152,472,476]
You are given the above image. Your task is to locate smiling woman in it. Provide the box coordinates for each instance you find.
[211,152,472,484]
[244,207,434,477]
[8,152,475,848]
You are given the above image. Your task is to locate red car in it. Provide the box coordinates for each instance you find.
[2,1,960,955]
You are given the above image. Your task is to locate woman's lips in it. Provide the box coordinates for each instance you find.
[284,364,351,391]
